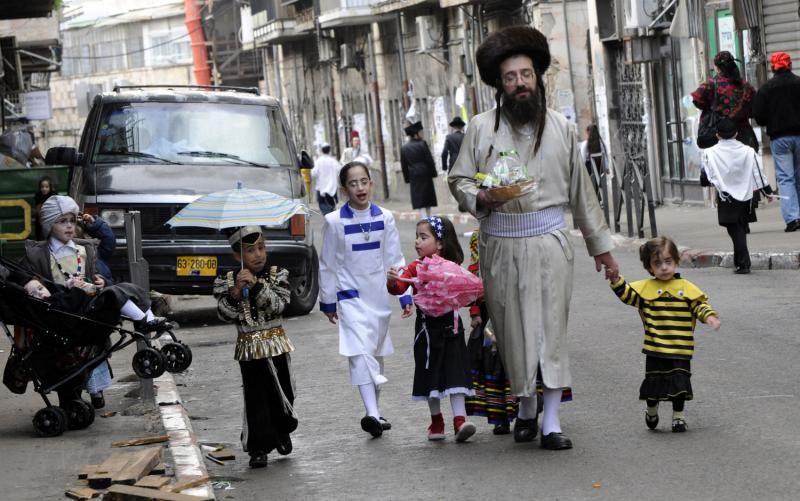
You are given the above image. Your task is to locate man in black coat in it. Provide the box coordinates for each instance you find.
[441,116,466,172]
[753,51,800,232]
[400,121,438,216]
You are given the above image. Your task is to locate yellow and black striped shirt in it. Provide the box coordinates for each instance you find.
[610,275,717,360]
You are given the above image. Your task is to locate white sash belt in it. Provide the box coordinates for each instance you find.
[482,206,565,237]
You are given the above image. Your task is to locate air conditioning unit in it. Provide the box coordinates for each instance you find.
[318,38,337,63]
[339,43,356,69]
[624,0,655,29]
[416,15,437,54]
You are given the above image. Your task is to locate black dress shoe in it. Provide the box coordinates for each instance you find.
[91,393,105,409]
[360,416,383,437]
[248,451,268,468]
[734,267,751,274]
[513,418,538,443]
[134,316,169,333]
[276,435,292,455]
[784,220,800,232]
[541,432,573,450]
[379,417,392,431]
[493,422,511,435]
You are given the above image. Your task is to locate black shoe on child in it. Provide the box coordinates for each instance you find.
[645,412,659,430]
[540,432,573,450]
[360,416,383,438]
[672,418,687,433]
[134,316,169,333]
[513,418,538,443]
[91,392,105,409]
[379,417,392,431]
[493,422,511,435]
[249,452,268,468]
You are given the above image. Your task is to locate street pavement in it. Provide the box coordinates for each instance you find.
[2,198,798,500]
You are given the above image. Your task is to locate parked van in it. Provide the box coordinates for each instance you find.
[46,86,318,315]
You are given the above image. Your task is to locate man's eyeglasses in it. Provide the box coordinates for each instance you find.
[347,178,371,188]
[502,69,535,86]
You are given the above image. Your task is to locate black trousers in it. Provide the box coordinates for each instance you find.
[724,223,750,270]
[316,192,338,215]
[239,354,296,455]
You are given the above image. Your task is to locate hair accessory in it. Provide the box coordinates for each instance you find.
[770,51,792,72]
[427,216,444,240]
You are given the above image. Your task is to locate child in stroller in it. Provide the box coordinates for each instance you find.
[0,260,192,437]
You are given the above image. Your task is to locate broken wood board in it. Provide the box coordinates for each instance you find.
[113,448,162,485]
[78,465,99,479]
[88,453,134,489]
[111,435,169,448]
[149,463,166,475]
[65,481,102,500]
[103,484,213,501]
[164,475,209,493]
[207,448,235,461]
[134,475,171,490]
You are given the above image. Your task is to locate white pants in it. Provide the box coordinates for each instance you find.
[349,355,386,386]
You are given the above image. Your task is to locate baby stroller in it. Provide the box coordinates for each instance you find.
[0,257,192,437]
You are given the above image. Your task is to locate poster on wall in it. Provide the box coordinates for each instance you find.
[718,14,735,55]
[432,96,448,168]
[23,90,52,120]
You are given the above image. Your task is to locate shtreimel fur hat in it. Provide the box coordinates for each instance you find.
[476,26,551,87]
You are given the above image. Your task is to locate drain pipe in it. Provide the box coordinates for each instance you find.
[396,13,410,111]
[184,0,211,85]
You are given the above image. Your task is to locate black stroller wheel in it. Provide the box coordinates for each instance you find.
[64,399,95,430]
[132,348,166,379]
[160,342,193,373]
[33,407,68,437]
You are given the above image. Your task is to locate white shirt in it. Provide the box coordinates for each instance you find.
[48,237,78,259]
[311,154,343,197]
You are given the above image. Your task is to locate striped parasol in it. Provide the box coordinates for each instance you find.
[165,184,307,230]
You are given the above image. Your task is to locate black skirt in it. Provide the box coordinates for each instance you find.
[412,311,472,400]
[639,356,693,402]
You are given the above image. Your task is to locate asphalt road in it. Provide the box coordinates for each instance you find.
[171,217,800,500]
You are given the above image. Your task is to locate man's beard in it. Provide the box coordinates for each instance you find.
[501,86,540,127]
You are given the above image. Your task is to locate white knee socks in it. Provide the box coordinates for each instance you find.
[542,388,562,435]
[428,397,441,416]
[449,394,466,417]
[120,300,149,320]
[358,383,380,419]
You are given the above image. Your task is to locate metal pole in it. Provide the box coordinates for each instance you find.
[396,13,410,112]
[561,0,577,121]
[125,211,153,401]
[368,30,390,200]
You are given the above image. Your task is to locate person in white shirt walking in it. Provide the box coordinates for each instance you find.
[312,143,343,215]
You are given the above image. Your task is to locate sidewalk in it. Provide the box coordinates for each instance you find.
[379,198,800,270]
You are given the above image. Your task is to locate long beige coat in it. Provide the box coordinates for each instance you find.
[448,108,613,396]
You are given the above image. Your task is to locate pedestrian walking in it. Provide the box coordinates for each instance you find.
[609,236,721,433]
[701,118,774,275]
[441,116,466,172]
[340,130,372,167]
[213,226,297,468]
[448,25,618,450]
[463,230,517,436]
[387,216,476,442]
[311,143,342,215]
[692,50,758,150]
[400,121,438,218]
[319,161,412,438]
[753,51,800,232]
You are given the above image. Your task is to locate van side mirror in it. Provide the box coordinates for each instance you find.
[299,150,314,169]
[45,147,83,166]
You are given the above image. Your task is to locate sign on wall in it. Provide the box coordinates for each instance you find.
[23,90,52,120]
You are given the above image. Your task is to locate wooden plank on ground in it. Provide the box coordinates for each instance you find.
[208,448,235,460]
[65,484,102,500]
[103,484,213,501]
[88,453,134,489]
[78,465,99,479]
[113,447,162,485]
[165,475,209,493]
[149,463,166,475]
[134,475,171,489]
[111,435,169,448]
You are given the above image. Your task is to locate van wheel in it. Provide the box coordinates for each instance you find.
[284,247,319,317]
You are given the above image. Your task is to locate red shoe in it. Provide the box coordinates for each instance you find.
[428,414,445,441]
[453,416,476,442]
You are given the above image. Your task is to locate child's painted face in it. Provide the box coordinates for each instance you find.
[24,279,51,299]
[50,213,77,243]
[648,250,677,281]
[415,222,442,258]
[344,165,372,210]
[235,238,267,273]
[39,180,51,195]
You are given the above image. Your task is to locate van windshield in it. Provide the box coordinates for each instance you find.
[92,102,293,166]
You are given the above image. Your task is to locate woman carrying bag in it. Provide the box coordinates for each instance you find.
[692,51,758,151]
[701,119,773,274]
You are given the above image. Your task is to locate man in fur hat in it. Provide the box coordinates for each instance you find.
[448,25,619,450]
[441,116,466,172]
[400,121,438,217]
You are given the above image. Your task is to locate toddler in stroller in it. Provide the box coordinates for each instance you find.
[1,260,193,437]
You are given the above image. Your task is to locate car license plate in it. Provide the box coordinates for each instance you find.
[176,256,217,277]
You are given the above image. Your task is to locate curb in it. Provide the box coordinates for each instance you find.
[152,340,215,500]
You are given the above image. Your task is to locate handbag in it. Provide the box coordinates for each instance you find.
[697,79,720,149]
